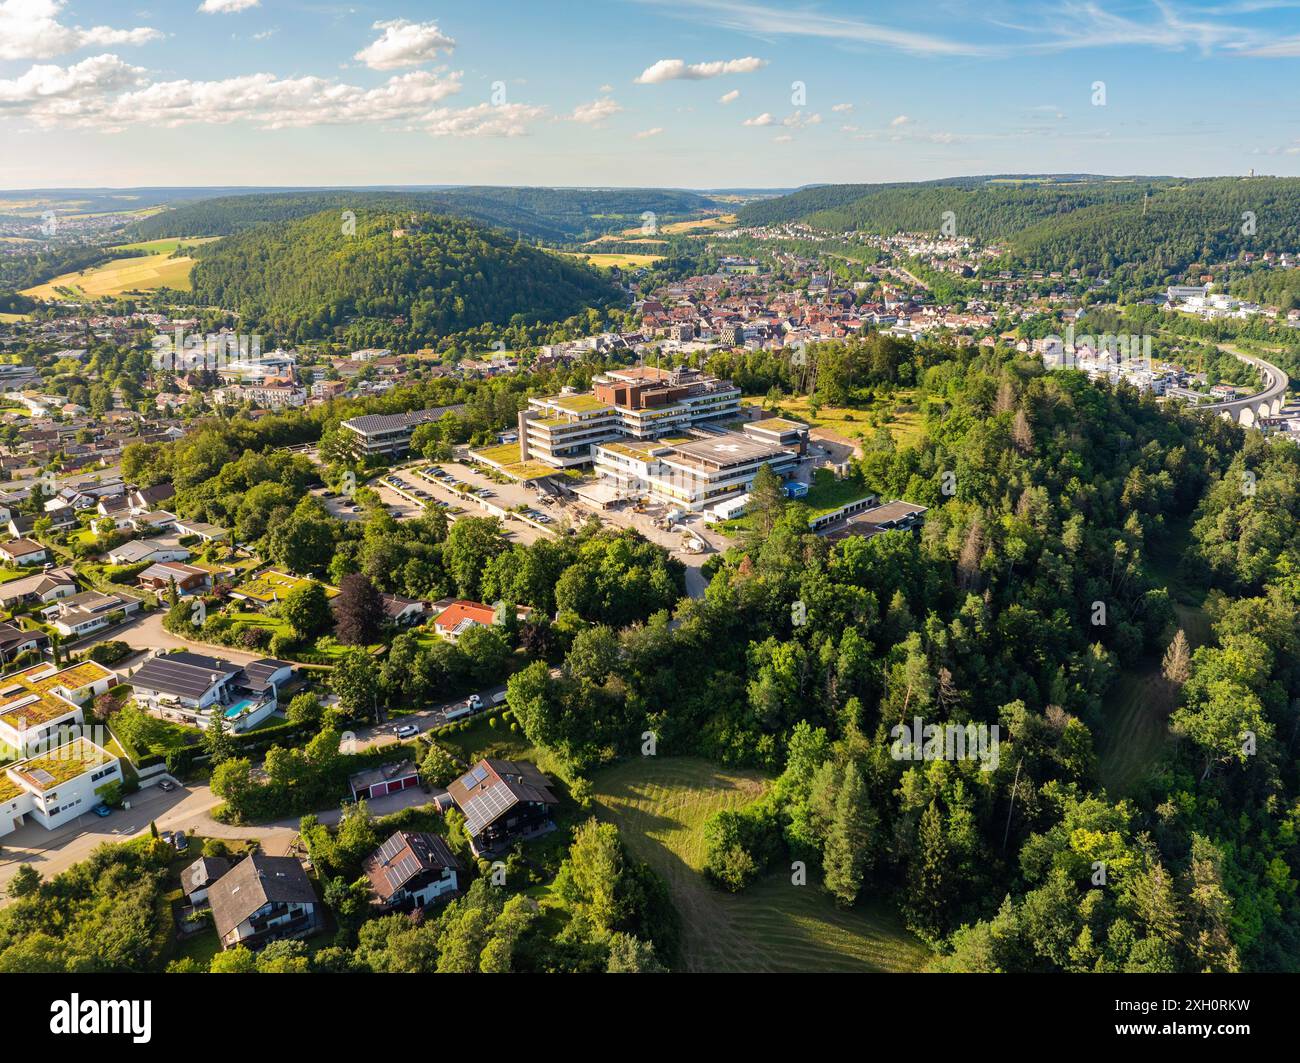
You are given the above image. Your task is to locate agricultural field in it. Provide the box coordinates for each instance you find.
[556,250,663,269]
[591,756,931,973]
[22,253,196,300]
[109,236,219,255]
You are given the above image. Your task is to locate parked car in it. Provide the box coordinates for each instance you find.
[91,804,112,818]
[172,832,189,852]
[158,779,175,792]
[396,723,420,738]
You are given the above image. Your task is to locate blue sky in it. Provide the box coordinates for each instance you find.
[2,0,1300,188]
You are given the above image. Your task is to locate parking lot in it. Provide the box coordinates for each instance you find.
[372,460,560,545]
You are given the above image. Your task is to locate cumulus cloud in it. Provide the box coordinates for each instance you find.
[0,0,161,60]
[635,56,766,83]
[890,114,911,126]
[422,102,547,137]
[354,18,455,70]
[832,102,853,112]
[635,126,664,138]
[198,0,260,12]
[570,96,623,124]
[742,111,774,126]
[0,58,475,131]
[782,110,821,127]
[718,89,740,104]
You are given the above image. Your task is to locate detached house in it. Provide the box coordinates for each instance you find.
[208,854,320,951]
[446,758,559,856]
[50,589,141,637]
[363,830,463,911]
[128,651,293,731]
[0,539,47,566]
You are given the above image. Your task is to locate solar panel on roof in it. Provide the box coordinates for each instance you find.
[378,835,405,864]
[471,765,488,783]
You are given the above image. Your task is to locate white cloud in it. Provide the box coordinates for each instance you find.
[832,102,853,112]
[422,102,547,137]
[0,58,473,131]
[599,83,614,92]
[890,114,911,126]
[570,96,623,124]
[718,89,740,104]
[635,126,664,138]
[783,110,821,127]
[355,18,455,70]
[198,0,260,12]
[742,112,774,126]
[773,133,792,143]
[0,0,161,60]
[635,56,767,83]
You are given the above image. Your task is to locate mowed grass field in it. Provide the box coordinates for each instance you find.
[591,756,931,972]
[743,392,927,448]
[558,250,663,269]
[23,253,196,299]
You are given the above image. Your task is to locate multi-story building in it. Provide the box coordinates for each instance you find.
[0,660,117,759]
[592,424,802,512]
[341,404,465,459]
[0,736,123,838]
[516,366,743,469]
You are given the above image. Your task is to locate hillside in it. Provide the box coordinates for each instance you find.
[737,175,1300,278]
[183,209,622,345]
[129,187,713,245]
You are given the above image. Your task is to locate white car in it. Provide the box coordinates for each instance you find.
[395,723,420,738]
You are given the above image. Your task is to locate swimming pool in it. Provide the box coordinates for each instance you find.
[224,698,255,718]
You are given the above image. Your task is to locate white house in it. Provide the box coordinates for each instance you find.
[0,539,47,566]
[128,651,293,731]
[0,660,117,758]
[0,736,123,838]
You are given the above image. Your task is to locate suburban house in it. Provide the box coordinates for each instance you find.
[128,651,294,731]
[431,600,532,642]
[0,621,48,664]
[179,855,231,906]
[0,736,123,839]
[363,831,463,911]
[50,589,141,638]
[381,592,429,627]
[0,539,47,566]
[128,511,177,534]
[348,759,420,801]
[106,539,191,565]
[207,854,320,951]
[173,519,227,542]
[137,560,212,596]
[0,660,117,758]
[0,566,78,608]
[446,758,559,856]
[128,483,176,514]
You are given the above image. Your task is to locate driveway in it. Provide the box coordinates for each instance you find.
[109,611,264,673]
[0,775,442,905]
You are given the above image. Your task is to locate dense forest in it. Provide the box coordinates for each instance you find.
[128,187,712,244]
[738,175,1300,282]
[181,210,623,347]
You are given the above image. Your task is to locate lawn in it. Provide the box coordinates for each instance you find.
[591,756,931,973]
[22,254,196,299]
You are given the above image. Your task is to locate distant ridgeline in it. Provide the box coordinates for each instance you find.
[180,209,623,346]
[737,175,1300,277]
[127,186,713,244]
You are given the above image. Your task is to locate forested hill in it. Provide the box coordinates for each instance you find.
[183,209,622,345]
[129,186,712,244]
[737,175,1300,277]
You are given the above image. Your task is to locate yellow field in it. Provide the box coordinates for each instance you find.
[559,251,663,269]
[0,313,29,324]
[22,254,196,300]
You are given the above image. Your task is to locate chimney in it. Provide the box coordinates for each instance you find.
[517,411,530,461]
